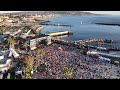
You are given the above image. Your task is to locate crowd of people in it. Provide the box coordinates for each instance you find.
[29,43,120,79]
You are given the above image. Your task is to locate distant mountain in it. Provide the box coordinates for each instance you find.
[2,11,101,16]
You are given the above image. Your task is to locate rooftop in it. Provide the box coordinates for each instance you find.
[0,51,10,64]
[26,34,50,41]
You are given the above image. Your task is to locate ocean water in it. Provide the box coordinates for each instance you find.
[41,15,120,48]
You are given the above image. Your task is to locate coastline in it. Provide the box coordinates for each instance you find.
[41,14,61,20]
[0,13,120,79]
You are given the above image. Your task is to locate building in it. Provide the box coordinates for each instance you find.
[0,53,4,60]
[20,26,44,39]
[31,25,44,34]
[26,34,52,50]
[0,48,19,73]
[0,51,12,73]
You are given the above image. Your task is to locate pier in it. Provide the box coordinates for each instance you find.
[46,31,73,37]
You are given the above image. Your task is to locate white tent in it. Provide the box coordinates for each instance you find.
[97,47,107,50]
[9,48,19,58]
[15,70,22,75]
[87,51,98,55]
[99,56,111,61]
[8,51,12,57]
[10,29,22,36]
[20,29,31,39]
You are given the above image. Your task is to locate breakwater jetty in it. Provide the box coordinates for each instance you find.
[108,47,120,51]
[52,38,120,51]
[41,23,72,27]
[52,39,81,48]
[95,23,120,26]
[76,38,114,45]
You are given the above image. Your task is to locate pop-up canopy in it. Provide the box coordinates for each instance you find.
[9,48,19,58]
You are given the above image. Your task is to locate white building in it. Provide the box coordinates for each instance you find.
[0,48,19,73]
[0,58,12,73]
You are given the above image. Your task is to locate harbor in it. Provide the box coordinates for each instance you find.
[0,12,120,79]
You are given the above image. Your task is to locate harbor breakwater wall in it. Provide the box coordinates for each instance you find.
[52,39,120,51]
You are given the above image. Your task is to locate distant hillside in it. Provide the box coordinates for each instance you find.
[2,11,101,16]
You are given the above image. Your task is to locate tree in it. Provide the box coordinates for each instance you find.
[36,49,44,57]
[21,55,34,79]
[36,49,45,65]
[23,41,28,52]
[22,66,31,79]
[2,39,8,46]
[61,66,72,78]
[0,27,6,34]
[7,35,15,48]
[22,55,34,70]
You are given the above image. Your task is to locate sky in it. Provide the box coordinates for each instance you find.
[0,11,120,15]
[88,11,120,15]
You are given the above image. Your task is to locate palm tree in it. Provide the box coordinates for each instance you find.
[23,55,34,70]
[36,49,45,66]
[7,35,15,48]
[0,27,6,34]
[36,49,42,57]
[36,49,44,70]
[23,41,28,52]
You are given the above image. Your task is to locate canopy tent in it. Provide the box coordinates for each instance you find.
[97,47,107,50]
[87,51,98,55]
[15,70,22,75]
[20,29,31,39]
[10,29,22,36]
[9,48,19,58]
[114,61,119,64]
[99,56,111,61]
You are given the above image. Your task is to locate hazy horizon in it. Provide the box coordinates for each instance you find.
[87,11,120,15]
[0,11,120,16]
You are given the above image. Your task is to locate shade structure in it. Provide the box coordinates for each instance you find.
[9,48,19,58]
